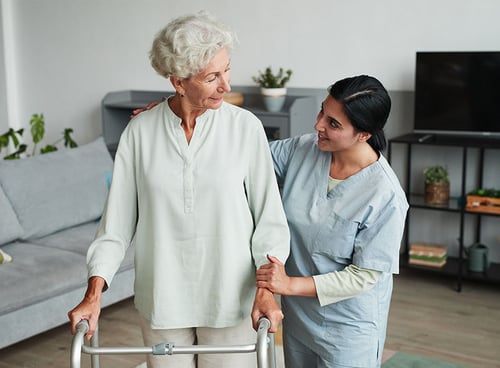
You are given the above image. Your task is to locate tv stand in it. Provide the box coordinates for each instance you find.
[399,133,500,148]
[417,133,434,143]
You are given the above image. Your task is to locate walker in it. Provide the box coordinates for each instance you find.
[70,318,276,368]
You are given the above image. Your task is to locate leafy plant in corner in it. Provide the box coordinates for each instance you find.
[423,165,449,184]
[252,66,293,88]
[0,113,78,160]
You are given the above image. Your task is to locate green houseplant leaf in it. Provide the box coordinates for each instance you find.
[423,166,449,184]
[40,144,58,154]
[30,113,45,156]
[468,188,500,198]
[0,128,24,154]
[63,128,78,148]
[4,144,28,160]
[252,66,293,88]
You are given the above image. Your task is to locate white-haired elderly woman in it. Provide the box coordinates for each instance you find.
[68,11,290,368]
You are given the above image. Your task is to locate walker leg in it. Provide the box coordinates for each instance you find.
[90,324,100,368]
[268,334,276,368]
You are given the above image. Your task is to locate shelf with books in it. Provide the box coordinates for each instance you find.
[388,133,500,292]
[409,242,447,268]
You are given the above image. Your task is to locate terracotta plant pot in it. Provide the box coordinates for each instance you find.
[424,182,450,205]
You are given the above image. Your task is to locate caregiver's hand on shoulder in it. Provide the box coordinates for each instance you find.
[130,98,165,119]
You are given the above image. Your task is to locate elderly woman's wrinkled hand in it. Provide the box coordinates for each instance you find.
[250,287,283,333]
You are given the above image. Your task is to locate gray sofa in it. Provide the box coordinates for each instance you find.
[0,137,135,349]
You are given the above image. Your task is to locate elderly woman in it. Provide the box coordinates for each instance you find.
[257,76,408,368]
[68,12,290,368]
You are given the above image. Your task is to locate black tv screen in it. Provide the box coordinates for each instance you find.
[414,51,500,136]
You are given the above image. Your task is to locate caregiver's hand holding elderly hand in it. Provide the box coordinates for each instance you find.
[256,255,317,298]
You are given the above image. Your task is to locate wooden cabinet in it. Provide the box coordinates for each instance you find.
[388,133,500,291]
[101,90,317,156]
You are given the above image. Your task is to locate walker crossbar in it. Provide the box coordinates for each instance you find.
[70,318,276,368]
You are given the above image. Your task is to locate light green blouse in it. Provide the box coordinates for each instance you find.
[87,99,290,329]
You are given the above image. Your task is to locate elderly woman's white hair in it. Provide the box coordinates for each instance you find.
[150,11,236,79]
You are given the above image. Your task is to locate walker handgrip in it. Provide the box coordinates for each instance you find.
[256,317,275,368]
[70,320,90,368]
[257,317,271,331]
[76,319,90,334]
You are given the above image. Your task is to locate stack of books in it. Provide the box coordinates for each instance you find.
[409,242,447,268]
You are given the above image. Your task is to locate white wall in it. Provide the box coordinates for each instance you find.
[1,0,500,143]
[0,2,8,131]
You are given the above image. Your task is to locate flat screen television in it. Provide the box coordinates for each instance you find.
[414,51,500,137]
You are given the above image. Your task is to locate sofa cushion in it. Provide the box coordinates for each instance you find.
[0,137,113,239]
[0,241,88,315]
[33,221,136,273]
[33,221,99,256]
[0,185,24,245]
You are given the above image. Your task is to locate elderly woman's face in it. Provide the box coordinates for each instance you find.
[182,48,231,110]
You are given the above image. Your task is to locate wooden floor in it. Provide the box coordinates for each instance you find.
[1,267,499,368]
[385,268,500,368]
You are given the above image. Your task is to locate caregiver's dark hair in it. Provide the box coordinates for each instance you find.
[328,75,391,152]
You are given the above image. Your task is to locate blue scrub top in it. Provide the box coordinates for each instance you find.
[270,134,408,367]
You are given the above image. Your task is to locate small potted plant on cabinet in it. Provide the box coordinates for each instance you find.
[423,165,450,205]
[252,66,293,112]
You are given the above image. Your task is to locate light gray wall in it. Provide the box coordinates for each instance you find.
[1,0,500,143]
[0,3,8,132]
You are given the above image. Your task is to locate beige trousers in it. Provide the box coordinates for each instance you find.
[139,316,257,368]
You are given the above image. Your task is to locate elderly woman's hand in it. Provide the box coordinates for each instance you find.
[250,287,283,333]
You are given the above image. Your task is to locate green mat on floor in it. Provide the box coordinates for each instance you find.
[382,352,467,368]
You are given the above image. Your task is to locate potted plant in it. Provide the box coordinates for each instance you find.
[0,113,78,160]
[466,188,500,214]
[423,165,450,205]
[252,66,293,112]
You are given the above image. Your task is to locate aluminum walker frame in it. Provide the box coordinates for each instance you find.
[70,318,276,368]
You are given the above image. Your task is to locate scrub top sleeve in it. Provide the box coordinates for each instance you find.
[353,197,408,273]
[268,137,298,182]
[87,123,138,287]
[247,122,290,269]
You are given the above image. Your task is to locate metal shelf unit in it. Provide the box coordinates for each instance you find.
[388,133,500,291]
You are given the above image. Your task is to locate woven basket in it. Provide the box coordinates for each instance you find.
[424,183,450,205]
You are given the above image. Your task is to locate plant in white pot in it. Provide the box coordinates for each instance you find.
[252,66,293,112]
